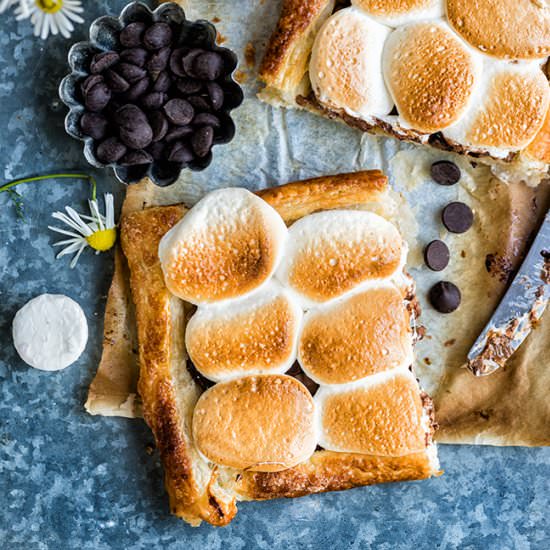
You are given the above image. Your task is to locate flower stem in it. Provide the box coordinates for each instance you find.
[0,173,97,200]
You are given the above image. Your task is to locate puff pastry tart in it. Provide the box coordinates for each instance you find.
[120,171,440,526]
[259,0,550,184]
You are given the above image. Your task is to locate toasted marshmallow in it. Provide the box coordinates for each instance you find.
[315,370,427,456]
[447,0,550,60]
[443,62,550,156]
[383,20,482,133]
[352,0,444,27]
[276,210,405,307]
[159,188,288,305]
[310,7,393,120]
[298,287,413,385]
[186,282,303,382]
[192,375,317,472]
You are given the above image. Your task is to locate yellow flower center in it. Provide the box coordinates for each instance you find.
[35,0,63,14]
[86,228,117,252]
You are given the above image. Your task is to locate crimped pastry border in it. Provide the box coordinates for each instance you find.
[120,170,440,527]
[259,0,550,167]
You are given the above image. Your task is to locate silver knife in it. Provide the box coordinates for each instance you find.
[467,208,550,376]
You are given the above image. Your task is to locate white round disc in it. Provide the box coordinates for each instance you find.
[12,294,88,372]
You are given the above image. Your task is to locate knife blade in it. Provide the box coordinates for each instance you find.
[466,207,550,376]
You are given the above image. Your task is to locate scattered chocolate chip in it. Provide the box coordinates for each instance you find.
[120,22,146,48]
[191,125,213,157]
[167,141,194,163]
[90,51,119,74]
[431,160,461,186]
[116,62,147,83]
[120,149,153,166]
[163,98,194,125]
[176,77,202,95]
[147,46,171,72]
[80,112,108,140]
[81,74,103,95]
[182,49,204,77]
[148,110,169,142]
[141,92,167,110]
[192,112,220,128]
[429,281,461,313]
[442,202,474,233]
[164,125,192,142]
[119,47,148,67]
[104,69,130,93]
[123,76,150,101]
[206,81,224,110]
[96,137,127,163]
[424,240,450,272]
[152,70,171,92]
[120,122,153,149]
[169,47,188,77]
[143,22,173,50]
[115,104,148,129]
[187,95,210,112]
[85,82,111,112]
[193,51,223,80]
[146,141,166,160]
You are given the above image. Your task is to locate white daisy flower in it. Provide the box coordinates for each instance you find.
[22,0,84,40]
[1,0,30,18]
[48,193,117,268]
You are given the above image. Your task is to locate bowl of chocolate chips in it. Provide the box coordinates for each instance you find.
[59,1,243,186]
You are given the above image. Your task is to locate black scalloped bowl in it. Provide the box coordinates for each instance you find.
[59,2,244,186]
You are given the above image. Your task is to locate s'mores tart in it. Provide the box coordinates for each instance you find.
[260,0,550,183]
[120,171,439,527]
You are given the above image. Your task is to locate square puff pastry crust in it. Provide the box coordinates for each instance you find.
[120,171,440,527]
[259,0,550,185]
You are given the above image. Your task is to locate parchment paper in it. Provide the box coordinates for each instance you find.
[87,0,550,446]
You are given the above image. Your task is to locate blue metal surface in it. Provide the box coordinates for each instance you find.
[0,2,549,548]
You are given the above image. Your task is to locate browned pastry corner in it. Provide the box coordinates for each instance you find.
[119,170,440,526]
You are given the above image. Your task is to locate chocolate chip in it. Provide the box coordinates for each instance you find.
[146,141,166,161]
[120,122,153,150]
[104,69,130,93]
[187,95,210,112]
[147,46,171,72]
[90,51,119,74]
[429,281,461,313]
[176,78,202,95]
[164,125,192,142]
[169,48,188,77]
[163,98,194,125]
[442,202,474,233]
[182,49,204,77]
[141,92,166,110]
[167,141,194,163]
[81,74,103,95]
[119,47,148,68]
[148,110,169,142]
[116,62,147,84]
[115,104,148,129]
[120,22,146,48]
[206,81,224,110]
[424,240,450,272]
[123,76,150,101]
[96,137,127,164]
[193,51,223,80]
[431,160,461,186]
[143,22,172,50]
[120,149,153,166]
[85,82,111,112]
[152,71,171,92]
[191,126,213,157]
[80,112,108,140]
[192,112,220,128]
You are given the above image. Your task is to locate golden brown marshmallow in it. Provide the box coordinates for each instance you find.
[298,286,413,385]
[185,283,303,382]
[192,375,317,472]
[447,0,550,60]
[352,0,444,26]
[316,371,428,456]
[383,20,481,133]
[158,188,288,305]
